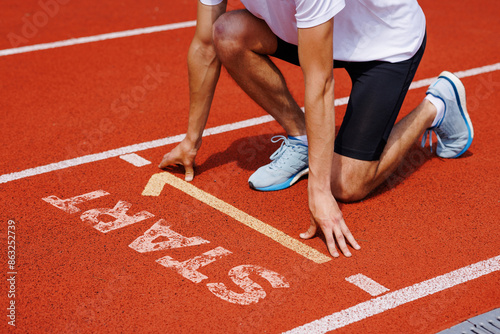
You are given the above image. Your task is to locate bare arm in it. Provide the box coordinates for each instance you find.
[185,0,227,144]
[297,18,360,257]
[159,0,227,180]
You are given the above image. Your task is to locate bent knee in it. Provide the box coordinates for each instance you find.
[333,185,368,203]
[212,11,249,59]
[331,174,372,203]
[331,157,378,203]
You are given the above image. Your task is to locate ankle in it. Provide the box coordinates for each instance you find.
[425,94,445,127]
[288,134,308,146]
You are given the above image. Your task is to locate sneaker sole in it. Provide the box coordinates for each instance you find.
[249,167,309,191]
[438,71,474,158]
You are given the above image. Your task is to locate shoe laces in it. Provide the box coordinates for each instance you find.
[268,135,307,170]
[422,126,465,154]
[421,129,434,153]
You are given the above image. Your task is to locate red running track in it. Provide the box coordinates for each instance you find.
[0,0,499,333]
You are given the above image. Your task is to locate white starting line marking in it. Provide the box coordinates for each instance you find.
[284,255,500,334]
[119,153,151,167]
[0,63,499,185]
[345,274,390,297]
[142,172,332,264]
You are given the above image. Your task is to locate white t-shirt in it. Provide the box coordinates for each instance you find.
[199,0,426,63]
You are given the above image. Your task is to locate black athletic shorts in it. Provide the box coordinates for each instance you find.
[271,33,427,161]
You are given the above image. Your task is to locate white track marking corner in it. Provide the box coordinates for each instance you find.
[119,153,151,167]
[142,172,332,264]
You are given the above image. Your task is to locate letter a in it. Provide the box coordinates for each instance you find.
[129,219,209,253]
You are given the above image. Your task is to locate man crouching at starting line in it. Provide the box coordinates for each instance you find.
[159,0,474,258]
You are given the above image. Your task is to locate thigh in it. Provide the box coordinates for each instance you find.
[334,35,426,162]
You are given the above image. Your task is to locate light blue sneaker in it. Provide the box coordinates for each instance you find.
[248,135,309,191]
[421,71,474,158]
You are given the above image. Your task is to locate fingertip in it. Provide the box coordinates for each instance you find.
[185,174,193,182]
[301,228,317,239]
[302,224,317,240]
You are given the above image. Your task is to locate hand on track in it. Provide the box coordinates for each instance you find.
[159,139,200,181]
[301,190,360,257]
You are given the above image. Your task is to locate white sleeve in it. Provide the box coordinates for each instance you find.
[199,0,224,5]
[294,0,345,28]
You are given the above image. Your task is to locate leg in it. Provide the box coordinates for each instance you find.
[212,10,306,137]
[333,68,474,202]
[331,99,436,202]
[331,37,431,202]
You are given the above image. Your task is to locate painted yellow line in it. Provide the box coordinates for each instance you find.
[142,172,331,264]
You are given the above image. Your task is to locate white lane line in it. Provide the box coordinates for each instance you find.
[0,115,272,184]
[345,274,390,297]
[0,20,196,57]
[119,153,151,167]
[283,255,500,334]
[1,62,499,185]
[410,62,500,89]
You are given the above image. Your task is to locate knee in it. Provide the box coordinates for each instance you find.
[212,12,248,62]
[333,186,367,203]
[331,176,371,203]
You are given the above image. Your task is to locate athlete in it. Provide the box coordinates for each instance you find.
[159,0,474,258]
